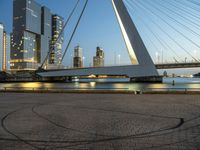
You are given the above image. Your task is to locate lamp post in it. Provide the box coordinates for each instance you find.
[118,54,121,65]
[193,50,197,62]
[83,56,85,67]
[155,52,159,64]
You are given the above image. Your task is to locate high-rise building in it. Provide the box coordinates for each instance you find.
[41,6,52,66]
[50,15,64,65]
[0,23,10,71]
[93,47,104,67]
[0,23,4,71]
[11,0,63,71]
[73,45,83,68]
[6,35,10,70]
[11,0,42,70]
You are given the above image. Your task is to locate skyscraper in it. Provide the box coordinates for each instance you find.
[41,6,52,66]
[6,35,10,70]
[11,0,42,70]
[0,23,4,71]
[73,45,83,68]
[11,0,63,71]
[0,23,10,71]
[93,47,104,67]
[50,15,64,65]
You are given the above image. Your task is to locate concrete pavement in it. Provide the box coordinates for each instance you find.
[0,93,199,150]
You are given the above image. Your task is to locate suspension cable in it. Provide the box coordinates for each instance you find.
[176,0,200,14]
[157,0,200,31]
[166,0,200,23]
[127,1,181,60]
[125,0,182,61]
[60,0,89,63]
[143,0,200,55]
[130,0,199,62]
[186,0,200,7]
[143,0,200,39]
[40,0,80,69]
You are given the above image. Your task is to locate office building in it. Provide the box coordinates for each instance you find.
[11,0,42,70]
[50,15,64,64]
[11,0,63,71]
[73,45,83,68]
[93,47,104,67]
[6,35,10,70]
[41,6,52,66]
[0,23,10,71]
[0,23,4,71]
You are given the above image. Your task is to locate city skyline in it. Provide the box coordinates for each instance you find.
[10,0,65,70]
[1,0,200,69]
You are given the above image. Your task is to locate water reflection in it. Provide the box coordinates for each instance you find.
[0,77,200,91]
[89,82,96,88]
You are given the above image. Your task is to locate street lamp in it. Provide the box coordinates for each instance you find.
[155,52,159,64]
[118,54,121,65]
[193,50,197,62]
[71,54,73,68]
[83,56,85,67]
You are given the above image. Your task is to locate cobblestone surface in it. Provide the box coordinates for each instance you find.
[0,93,199,150]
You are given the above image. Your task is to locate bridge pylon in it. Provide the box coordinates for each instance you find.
[111,0,158,77]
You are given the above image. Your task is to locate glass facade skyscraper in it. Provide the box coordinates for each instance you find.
[0,24,4,71]
[11,0,42,70]
[0,23,10,71]
[50,15,64,65]
[6,35,10,70]
[11,0,63,71]
[41,6,52,65]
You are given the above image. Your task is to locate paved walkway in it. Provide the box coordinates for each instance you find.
[0,93,199,150]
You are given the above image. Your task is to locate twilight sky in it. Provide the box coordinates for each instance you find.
[0,0,200,69]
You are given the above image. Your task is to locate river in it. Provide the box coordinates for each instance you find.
[0,77,200,92]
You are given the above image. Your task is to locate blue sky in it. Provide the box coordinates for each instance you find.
[0,0,200,68]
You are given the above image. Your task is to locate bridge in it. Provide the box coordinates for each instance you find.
[37,62,200,80]
[37,0,200,82]
[156,62,200,69]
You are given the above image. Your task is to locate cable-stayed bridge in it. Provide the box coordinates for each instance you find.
[37,0,200,82]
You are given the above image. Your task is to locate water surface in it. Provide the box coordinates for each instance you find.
[0,77,200,92]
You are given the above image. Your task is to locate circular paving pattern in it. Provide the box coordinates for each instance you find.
[0,93,199,150]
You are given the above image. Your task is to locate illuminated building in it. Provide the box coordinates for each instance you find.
[6,35,10,70]
[0,24,4,71]
[93,47,104,67]
[73,45,83,68]
[11,0,63,71]
[11,0,42,70]
[0,23,10,71]
[50,15,64,64]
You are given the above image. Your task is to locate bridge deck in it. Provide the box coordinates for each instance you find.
[37,63,200,78]
[155,62,200,69]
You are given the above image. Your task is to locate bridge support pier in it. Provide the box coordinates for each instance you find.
[130,76,163,83]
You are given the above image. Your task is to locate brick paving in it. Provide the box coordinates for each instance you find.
[0,93,199,150]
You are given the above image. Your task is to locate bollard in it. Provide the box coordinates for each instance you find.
[172,80,175,86]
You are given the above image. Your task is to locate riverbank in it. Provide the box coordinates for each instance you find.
[1,88,200,94]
